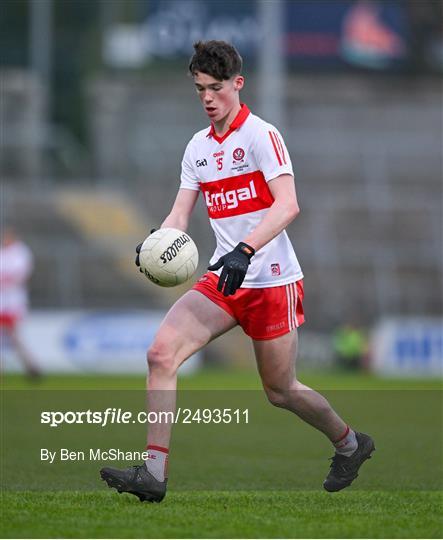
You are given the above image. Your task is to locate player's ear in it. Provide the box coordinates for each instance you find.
[233,75,244,91]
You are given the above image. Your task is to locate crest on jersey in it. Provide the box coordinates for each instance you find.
[271,263,281,276]
[233,147,245,161]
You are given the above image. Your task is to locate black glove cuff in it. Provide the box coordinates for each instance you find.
[235,242,255,260]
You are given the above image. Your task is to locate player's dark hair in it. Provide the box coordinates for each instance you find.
[188,40,243,80]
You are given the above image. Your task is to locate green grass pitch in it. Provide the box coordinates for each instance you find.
[1,369,442,538]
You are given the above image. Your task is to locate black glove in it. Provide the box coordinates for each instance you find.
[208,242,255,296]
[135,229,157,270]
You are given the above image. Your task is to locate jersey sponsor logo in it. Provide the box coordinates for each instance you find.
[233,147,245,161]
[200,171,274,219]
[271,263,281,276]
[196,158,208,167]
[205,180,257,210]
[213,151,224,158]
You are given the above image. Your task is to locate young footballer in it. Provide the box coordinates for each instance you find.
[101,40,375,502]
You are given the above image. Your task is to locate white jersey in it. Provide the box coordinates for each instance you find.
[180,104,303,288]
[0,241,33,316]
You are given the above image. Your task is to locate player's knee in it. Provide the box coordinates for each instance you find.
[265,387,288,408]
[147,341,176,376]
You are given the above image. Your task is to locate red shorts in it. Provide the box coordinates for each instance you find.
[0,313,20,330]
[192,272,305,340]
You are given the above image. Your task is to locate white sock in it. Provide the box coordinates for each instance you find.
[145,445,169,482]
[333,426,358,457]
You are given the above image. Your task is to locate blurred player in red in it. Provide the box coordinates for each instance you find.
[0,226,41,378]
[101,41,375,501]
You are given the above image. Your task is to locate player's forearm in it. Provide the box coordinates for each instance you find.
[160,212,190,232]
[243,201,299,252]
[159,189,199,232]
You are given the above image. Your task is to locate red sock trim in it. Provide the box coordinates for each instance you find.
[333,425,350,444]
[146,444,169,454]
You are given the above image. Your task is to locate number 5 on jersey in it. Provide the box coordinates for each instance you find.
[216,156,223,171]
